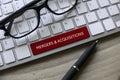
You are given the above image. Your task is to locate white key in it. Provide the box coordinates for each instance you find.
[67,10,77,18]
[41,14,53,25]
[0,55,3,66]
[51,23,63,34]
[83,0,91,2]
[24,0,33,4]
[103,18,116,31]
[39,27,51,38]
[0,43,3,52]
[0,30,5,39]
[17,21,30,34]
[85,12,98,23]
[118,4,120,9]
[2,3,14,14]
[14,16,23,23]
[89,22,104,35]
[15,37,26,46]
[108,5,119,16]
[97,8,109,19]
[13,0,24,11]
[28,31,39,42]
[58,0,70,9]
[28,17,38,29]
[15,46,31,60]
[40,8,47,15]
[48,0,58,11]
[2,38,14,50]
[98,0,110,7]
[10,24,18,36]
[116,20,120,27]
[76,3,88,14]
[24,10,36,19]
[3,50,15,64]
[109,0,119,4]
[87,0,99,11]
[62,19,75,30]
[2,0,12,4]
[0,8,3,16]
[74,15,86,27]
[70,0,79,4]
[53,14,65,21]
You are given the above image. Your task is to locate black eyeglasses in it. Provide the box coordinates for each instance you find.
[0,0,78,39]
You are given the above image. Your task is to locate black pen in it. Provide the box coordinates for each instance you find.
[62,41,98,80]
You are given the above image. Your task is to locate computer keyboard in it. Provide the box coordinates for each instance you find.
[0,0,120,70]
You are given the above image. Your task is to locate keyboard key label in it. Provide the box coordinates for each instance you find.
[30,27,90,55]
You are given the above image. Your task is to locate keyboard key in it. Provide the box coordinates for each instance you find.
[28,31,39,42]
[15,37,26,46]
[2,0,12,4]
[2,38,14,50]
[0,8,3,16]
[87,0,99,11]
[39,27,51,38]
[0,30,5,39]
[109,0,119,4]
[85,12,98,23]
[98,0,110,7]
[28,17,38,29]
[15,46,31,60]
[67,10,77,18]
[108,5,119,16]
[0,43,3,52]
[17,21,30,34]
[48,0,58,11]
[97,8,109,19]
[30,27,90,55]
[52,14,65,21]
[2,3,14,14]
[24,0,33,4]
[40,8,47,15]
[83,0,91,2]
[10,24,18,36]
[116,20,120,27]
[103,18,116,31]
[58,0,70,9]
[76,3,88,14]
[74,15,86,26]
[51,23,63,34]
[13,0,24,11]
[24,10,36,19]
[14,16,23,23]
[62,19,75,30]
[89,22,104,35]
[0,55,3,66]
[41,13,53,25]
[3,50,15,64]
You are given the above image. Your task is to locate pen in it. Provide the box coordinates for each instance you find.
[62,40,98,80]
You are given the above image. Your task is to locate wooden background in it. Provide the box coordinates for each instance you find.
[0,32,120,80]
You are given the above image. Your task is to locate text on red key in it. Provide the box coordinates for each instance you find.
[30,27,90,55]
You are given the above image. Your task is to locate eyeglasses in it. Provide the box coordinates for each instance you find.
[0,0,78,39]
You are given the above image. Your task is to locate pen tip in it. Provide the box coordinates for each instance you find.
[95,40,99,43]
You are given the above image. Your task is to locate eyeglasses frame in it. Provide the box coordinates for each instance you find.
[0,0,78,39]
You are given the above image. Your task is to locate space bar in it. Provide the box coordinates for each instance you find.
[30,26,90,55]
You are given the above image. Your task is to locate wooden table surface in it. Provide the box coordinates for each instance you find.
[0,32,120,80]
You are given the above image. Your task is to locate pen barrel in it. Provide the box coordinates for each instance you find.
[62,41,97,80]
[75,41,97,67]
[62,66,78,80]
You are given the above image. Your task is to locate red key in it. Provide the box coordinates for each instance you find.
[30,26,90,55]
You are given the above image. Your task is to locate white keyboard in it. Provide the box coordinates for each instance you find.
[0,0,120,70]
